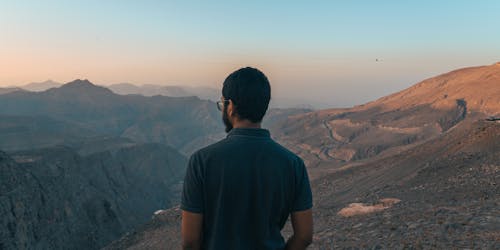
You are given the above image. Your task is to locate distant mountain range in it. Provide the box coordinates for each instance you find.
[19,80,62,92]
[0,79,225,156]
[2,80,323,109]
[104,63,500,249]
[107,83,220,102]
[0,87,24,95]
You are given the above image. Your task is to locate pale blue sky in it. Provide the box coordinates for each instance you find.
[1,0,499,107]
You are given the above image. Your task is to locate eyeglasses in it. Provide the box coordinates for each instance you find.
[216,99,230,111]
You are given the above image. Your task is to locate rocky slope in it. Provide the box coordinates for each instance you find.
[0,143,187,250]
[269,63,500,172]
[0,115,100,152]
[308,119,499,249]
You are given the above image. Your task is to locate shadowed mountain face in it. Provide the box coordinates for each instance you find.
[269,63,500,173]
[0,79,225,156]
[0,115,100,152]
[104,63,499,249]
[0,143,186,250]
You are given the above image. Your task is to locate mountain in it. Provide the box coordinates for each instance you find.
[308,119,499,248]
[0,143,187,250]
[107,83,219,102]
[107,82,324,109]
[0,79,225,156]
[0,79,225,249]
[0,115,100,152]
[0,87,24,95]
[104,63,499,249]
[268,63,500,173]
[20,80,62,92]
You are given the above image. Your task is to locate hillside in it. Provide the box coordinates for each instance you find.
[269,63,500,173]
[0,143,187,249]
[0,115,101,152]
[309,119,499,248]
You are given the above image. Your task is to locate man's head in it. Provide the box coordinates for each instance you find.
[220,67,271,133]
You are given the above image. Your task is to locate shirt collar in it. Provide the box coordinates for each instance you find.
[226,127,271,138]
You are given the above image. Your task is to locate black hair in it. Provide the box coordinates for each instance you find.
[222,67,271,123]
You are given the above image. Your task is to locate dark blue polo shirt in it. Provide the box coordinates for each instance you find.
[181,127,312,250]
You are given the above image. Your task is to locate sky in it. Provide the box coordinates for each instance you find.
[1,0,499,108]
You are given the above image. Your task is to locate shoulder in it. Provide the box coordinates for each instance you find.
[189,137,230,161]
[271,139,303,159]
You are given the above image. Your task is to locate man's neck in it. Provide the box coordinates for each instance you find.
[232,119,261,129]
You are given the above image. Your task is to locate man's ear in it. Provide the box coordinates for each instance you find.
[228,100,235,117]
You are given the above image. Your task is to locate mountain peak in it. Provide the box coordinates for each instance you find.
[65,79,94,87]
[56,79,114,96]
[364,63,500,115]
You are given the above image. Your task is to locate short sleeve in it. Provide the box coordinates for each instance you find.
[291,157,313,212]
[180,153,204,213]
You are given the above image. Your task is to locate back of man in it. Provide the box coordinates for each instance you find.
[181,127,312,249]
[181,67,313,250]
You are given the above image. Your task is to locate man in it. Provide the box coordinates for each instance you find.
[181,67,313,249]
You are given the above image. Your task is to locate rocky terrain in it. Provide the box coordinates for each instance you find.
[0,143,187,250]
[268,63,500,174]
[105,118,499,250]
[309,119,499,249]
[105,63,499,249]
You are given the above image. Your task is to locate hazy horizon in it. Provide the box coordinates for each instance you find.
[1,1,499,107]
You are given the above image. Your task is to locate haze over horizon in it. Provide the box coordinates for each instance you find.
[1,0,499,107]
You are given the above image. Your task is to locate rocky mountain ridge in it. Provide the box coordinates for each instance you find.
[0,143,187,250]
[269,63,500,176]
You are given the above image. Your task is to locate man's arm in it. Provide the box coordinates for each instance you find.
[181,210,203,250]
[285,209,313,250]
